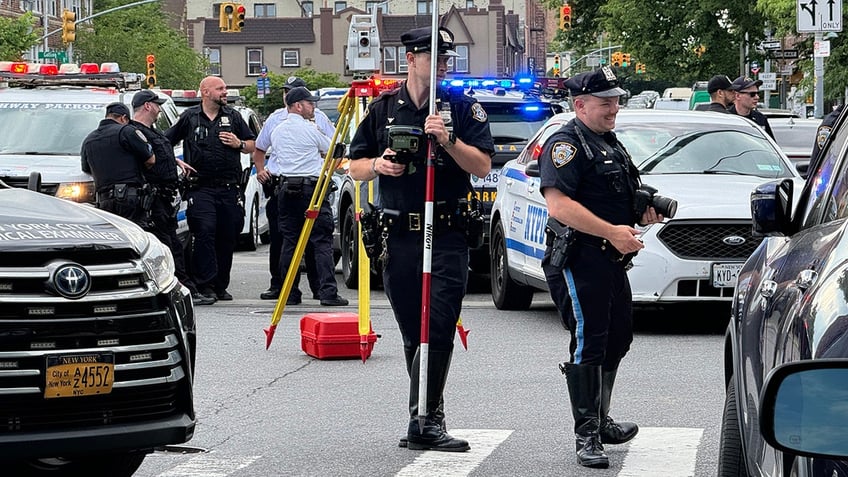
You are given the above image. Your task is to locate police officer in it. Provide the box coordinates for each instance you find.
[538,67,662,469]
[705,75,733,113]
[165,76,255,303]
[252,76,336,301]
[130,90,213,306]
[81,102,155,226]
[809,103,844,175]
[267,86,347,306]
[348,26,494,452]
[729,76,774,138]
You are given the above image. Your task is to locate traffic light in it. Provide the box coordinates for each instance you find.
[219,2,234,32]
[146,54,157,88]
[559,4,572,31]
[553,54,561,78]
[622,53,631,68]
[694,45,706,57]
[635,63,646,74]
[61,9,76,44]
[612,51,622,68]
[232,3,245,32]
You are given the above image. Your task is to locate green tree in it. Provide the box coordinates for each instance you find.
[241,69,348,117]
[72,0,205,89]
[0,12,41,61]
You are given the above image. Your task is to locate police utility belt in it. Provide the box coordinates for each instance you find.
[97,183,144,201]
[275,175,319,196]
[544,219,636,270]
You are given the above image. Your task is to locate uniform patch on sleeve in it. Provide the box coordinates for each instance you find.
[817,125,832,148]
[134,129,148,143]
[470,103,487,122]
[551,142,576,168]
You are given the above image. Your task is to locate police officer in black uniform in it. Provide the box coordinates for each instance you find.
[810,103,845,175]
[166,76,255,303]
[81,102,155,226]
[705,74,733,113]
[729,76,774,138]
[538,67,662,469]
[348,26,494,453]
[130,90,213,306]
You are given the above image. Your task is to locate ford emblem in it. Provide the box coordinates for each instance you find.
[48,263,91,299]
[722,235,746,246]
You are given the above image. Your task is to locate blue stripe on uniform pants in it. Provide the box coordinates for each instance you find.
[563,267,585,364]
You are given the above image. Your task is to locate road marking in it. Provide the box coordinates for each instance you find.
[395,429,513,477]
[156,454,260,477]
[617,427,703,477]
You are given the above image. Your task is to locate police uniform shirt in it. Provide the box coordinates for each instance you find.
[728,105,774,138]
[131,120,178,185]
[256,108,335,176]
[268,114,330,176]
[81,119,152,188]
[165,104,254,183]
[348,83,495,212]
[812,104,844,164]
[538,118,639,227]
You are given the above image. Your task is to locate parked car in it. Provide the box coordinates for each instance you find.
[769,116,820,176]
[336,81,563,288]
[719,105,848,476]
[0,176,196,476]
[489,110,803,310]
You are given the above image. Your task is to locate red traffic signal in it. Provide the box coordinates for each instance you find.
[233,4,246,32]
[560,4,573,30]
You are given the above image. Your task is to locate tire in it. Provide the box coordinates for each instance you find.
[490,221,534,310]
[10,451,147,477]
[717,375,749,477]
[341,205,359,289]
[239,198,260,251]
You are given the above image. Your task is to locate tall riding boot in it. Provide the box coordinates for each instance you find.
[563,363,609,469]
[406,349,469,452]
[399,346,446,448]
[599,368,639,444]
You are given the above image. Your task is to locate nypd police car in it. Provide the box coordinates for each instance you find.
[490,109,803,310]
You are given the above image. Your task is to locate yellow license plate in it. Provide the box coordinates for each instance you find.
[44,353,114,399]
[468,189,497,205]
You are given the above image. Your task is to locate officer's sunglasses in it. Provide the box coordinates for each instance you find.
[741,91,759,97]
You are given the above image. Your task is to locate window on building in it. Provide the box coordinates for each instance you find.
[448,45,469,73]
[365,1,381,13]
[302,1,313,16]
[417,1,430,14]
[61,0,84,18]
[398,46,408,73]
[247,48,263,76]
[212,2,220,17]
[466,0,474,8]
[334,1,346,12]
[383,47,397,74]
[206,47,221,76]
[282,49,300,68]
[254,3,276,17]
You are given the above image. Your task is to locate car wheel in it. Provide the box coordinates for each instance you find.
[490,220,533,310]
[717,375,749,477]
[10,451,146,477]
[341,205,359,289]
[244,198,261,251]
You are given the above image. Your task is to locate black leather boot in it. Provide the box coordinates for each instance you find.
[600,368,639,445]
[406,349,469,452]
[399,346,446,448]
[563,363,609,469]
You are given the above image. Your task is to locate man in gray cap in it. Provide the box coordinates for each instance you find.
[729,76,773,137]
[705,75,733,113]
[252,76,335,301]
[537,66,662,469]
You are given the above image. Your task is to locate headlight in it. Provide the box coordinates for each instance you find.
[56,181,96,203]
[140,233,177,291]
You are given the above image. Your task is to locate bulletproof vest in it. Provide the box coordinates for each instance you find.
[84,121,146,190]
[134,122,178,185]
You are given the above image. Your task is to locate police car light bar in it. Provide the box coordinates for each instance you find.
[441,77,522,90]
[0,61,143,90]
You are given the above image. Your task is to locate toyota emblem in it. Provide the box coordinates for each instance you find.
[49,263,91,299]
[722,235,746,246]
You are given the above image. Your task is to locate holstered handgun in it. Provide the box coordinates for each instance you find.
[463,198,484,249]
[544,217,574,271]
[360,202,384,260]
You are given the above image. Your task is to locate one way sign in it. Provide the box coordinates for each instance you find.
[798,0,843,32]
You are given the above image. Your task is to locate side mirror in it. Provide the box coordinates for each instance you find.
[751,179,793,236]
[795,161,809,179]
[525,161,540,178]
[760,360,848,459]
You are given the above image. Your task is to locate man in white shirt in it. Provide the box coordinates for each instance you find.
[266,87,347,306]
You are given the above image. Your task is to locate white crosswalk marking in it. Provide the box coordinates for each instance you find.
[395,429,513,477]
[617,427,704,477]
[156,454,260,477]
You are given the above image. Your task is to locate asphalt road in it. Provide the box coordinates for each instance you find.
[135,245,728,477]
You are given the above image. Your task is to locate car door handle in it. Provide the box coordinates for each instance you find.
[760,279,777,298]
[528,181,536,194]
[505,178,514,187]
[795,269,818,291]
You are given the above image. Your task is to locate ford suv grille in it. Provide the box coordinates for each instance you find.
[656,220,763,260]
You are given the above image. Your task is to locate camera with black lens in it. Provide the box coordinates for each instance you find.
[386,125,425,165]
[633,184,677,220]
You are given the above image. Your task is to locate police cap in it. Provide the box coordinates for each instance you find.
[707,75,733,93]
[285,86,319,105]
[105,102,130,118]
[565,67,626,98]
[282,76,307,90]
[131,89,167,109]
[401,27,460,57]
[730,76,762,91]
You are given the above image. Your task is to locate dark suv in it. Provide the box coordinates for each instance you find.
[337,86,562,287]
[0,178,196,476]
[719,107,848,475]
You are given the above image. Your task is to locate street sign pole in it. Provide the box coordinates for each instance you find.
[815,31,824,118]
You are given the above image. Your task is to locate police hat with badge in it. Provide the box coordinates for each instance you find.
[565,67,627,98]
[401,26,460,57]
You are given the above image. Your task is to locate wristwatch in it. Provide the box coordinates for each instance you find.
[442,132,456,149]
[239,140,246,150]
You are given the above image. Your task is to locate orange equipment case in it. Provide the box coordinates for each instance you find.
[300,312,377,359]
